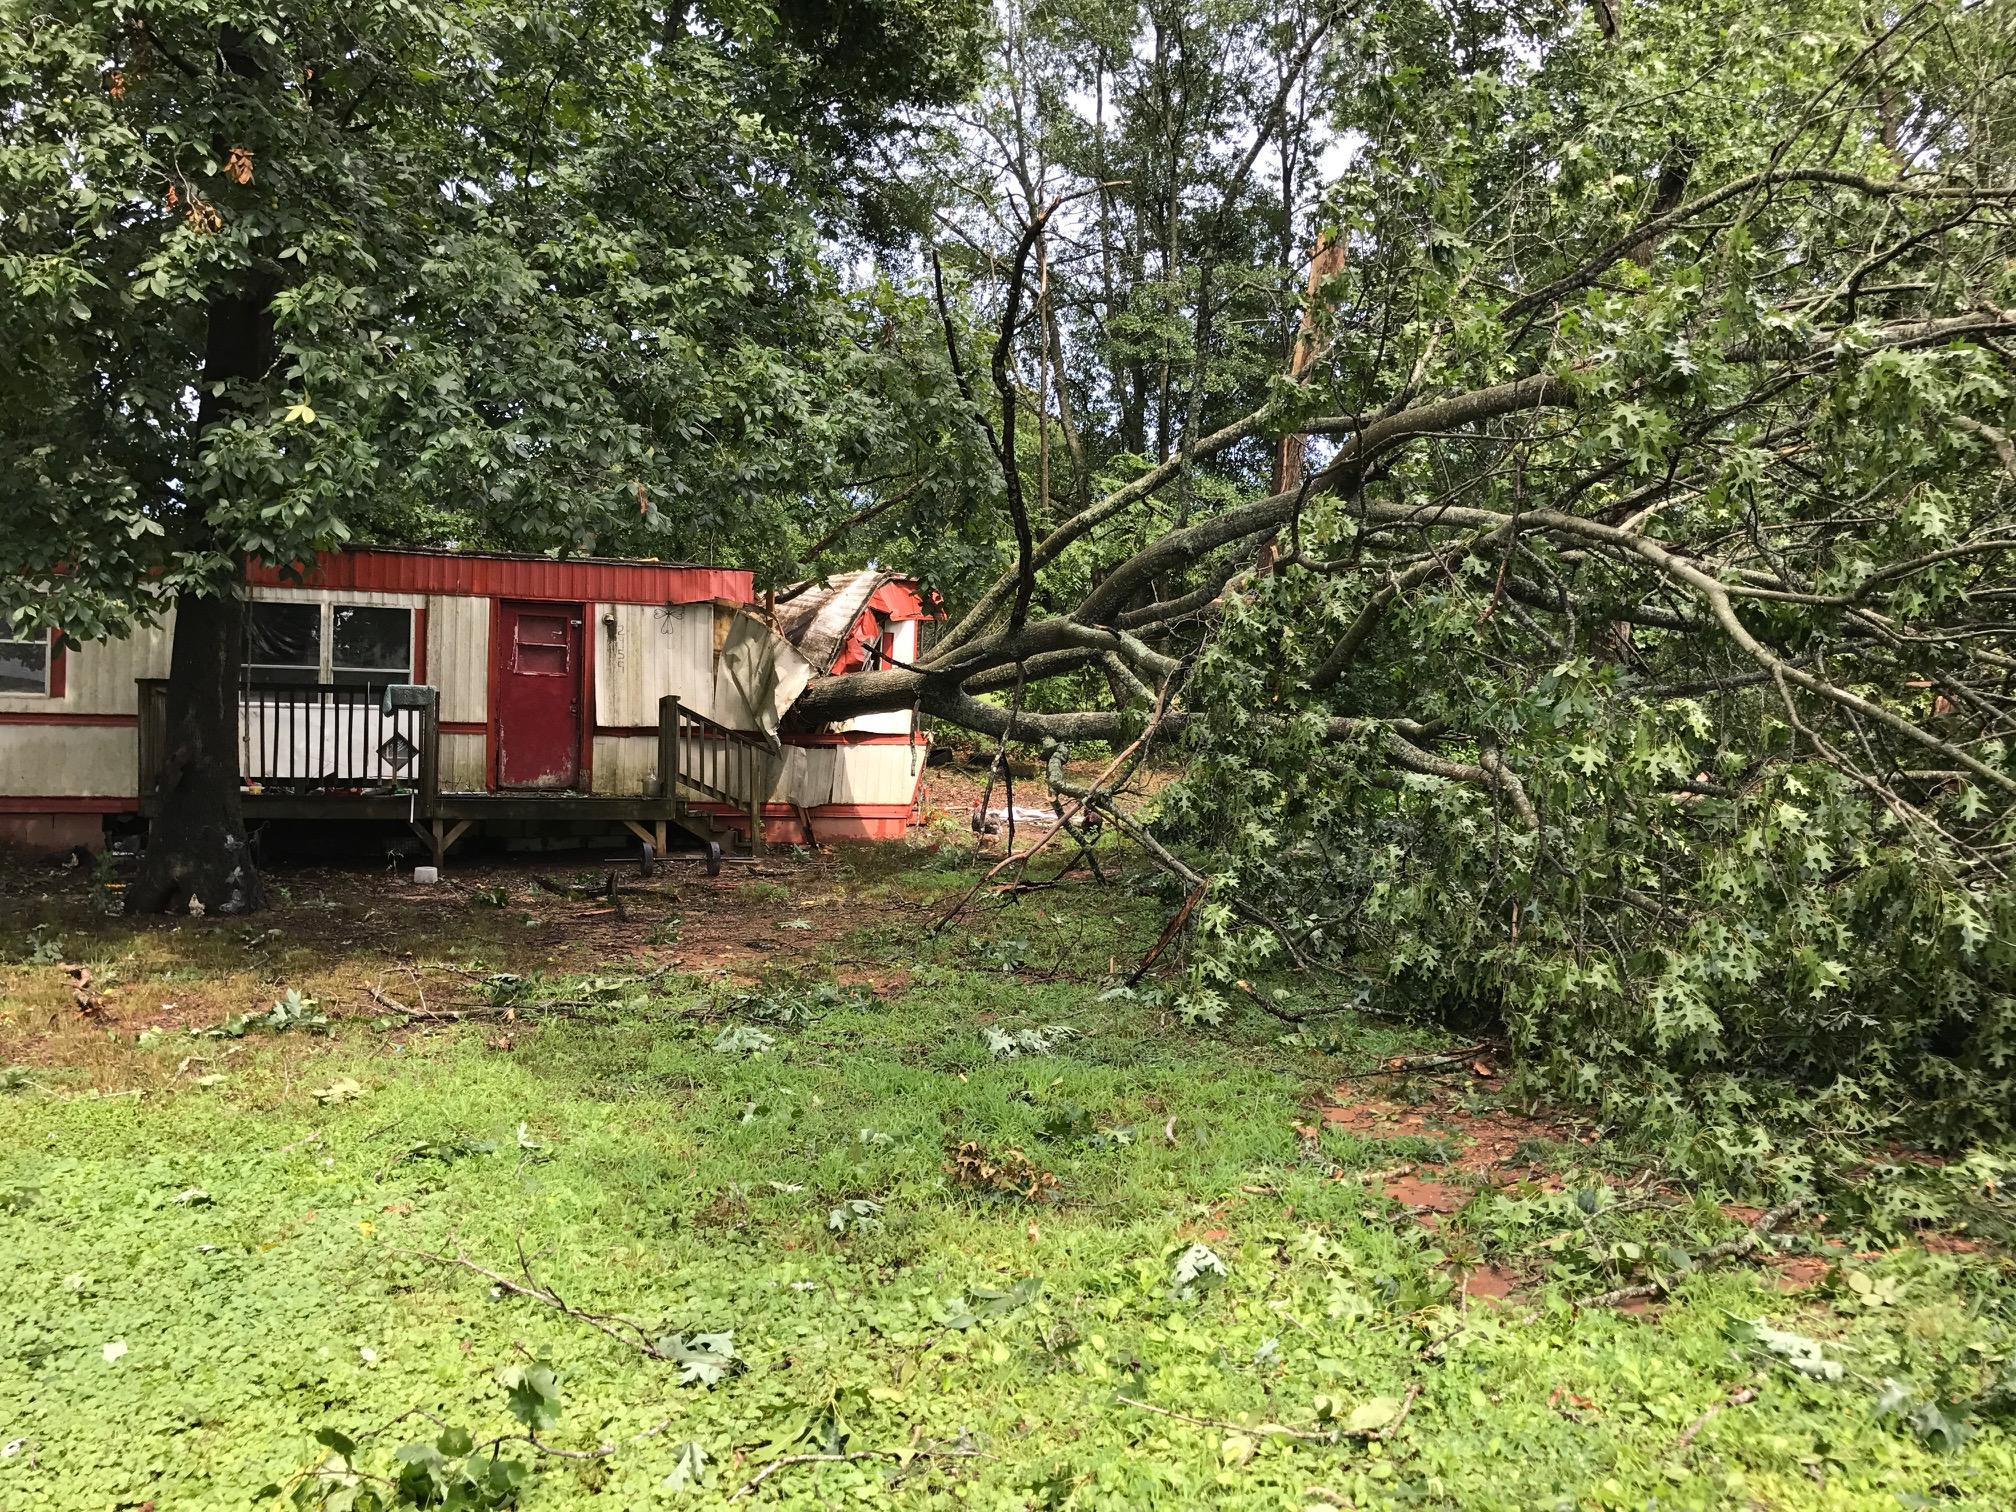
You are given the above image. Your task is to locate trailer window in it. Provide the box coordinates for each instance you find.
[332,605,413,691]
[246,603,321,686]
[0,631,50,695]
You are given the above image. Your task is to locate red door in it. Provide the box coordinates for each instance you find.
[495,601,583,790]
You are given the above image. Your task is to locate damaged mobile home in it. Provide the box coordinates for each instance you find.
[0,547,933,863]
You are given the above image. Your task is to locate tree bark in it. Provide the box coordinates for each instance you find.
[129,586,263,914]
[129,279,276,915]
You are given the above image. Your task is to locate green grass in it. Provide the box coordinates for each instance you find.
[2,845,2015,1508]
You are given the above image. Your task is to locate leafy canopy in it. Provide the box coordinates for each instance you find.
[0,0,982,637]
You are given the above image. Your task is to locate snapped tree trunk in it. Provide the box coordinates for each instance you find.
[129,280,275,915]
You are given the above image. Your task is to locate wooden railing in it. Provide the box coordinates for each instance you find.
[660,694,770,853]
[138,680,439,808]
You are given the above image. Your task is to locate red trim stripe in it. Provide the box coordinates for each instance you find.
[440,720,485,736]
[246,547,750,608]
[586,728,929,745]
[687,801,918,820]
[783,731,929,747]
[0,797,137,814]
[484,598,501,791]
[578,603,596,792]
[0,712,137,727]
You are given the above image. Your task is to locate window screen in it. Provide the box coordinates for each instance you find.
[512,614,572,676]
[0,632,49,695]
[246,603,321,687]
[332,606,412,690]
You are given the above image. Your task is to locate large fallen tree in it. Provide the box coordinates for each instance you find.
[791,0,2016,1149]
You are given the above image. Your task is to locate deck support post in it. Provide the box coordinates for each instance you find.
[418,687,442,818]
[413,818,471,871]
[748,753,766,857]
[658,695,680,803]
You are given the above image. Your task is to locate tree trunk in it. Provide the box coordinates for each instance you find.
[129,279,276,915]
[129,588,263,914]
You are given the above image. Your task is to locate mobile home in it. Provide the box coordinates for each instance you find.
[0,546,932,862]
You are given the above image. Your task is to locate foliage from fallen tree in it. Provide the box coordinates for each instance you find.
[792,0,2016,1148]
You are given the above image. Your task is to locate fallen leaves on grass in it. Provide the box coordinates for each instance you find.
[946,1141,1058,1203]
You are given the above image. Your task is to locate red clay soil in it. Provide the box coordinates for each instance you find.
[1310,1076,1869,1302]
[1454,1263,1520,1302]
[1316,1078,2003,1297]
[1306,1078,1614,1298]
[1382,1175,1474,1220]
[0,845,933,1068]
[1317,1078,1593,1197]
[1921,1232,1986,1255]
[1768,1255,1832,1291]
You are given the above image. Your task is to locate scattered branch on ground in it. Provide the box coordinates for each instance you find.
[1578,1202,1814,1308]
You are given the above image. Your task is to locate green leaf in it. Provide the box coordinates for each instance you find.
[499,1360,563,1430]
[663,1440,709,1490]
[1171,1242,1227,1297]
[1728,1318,1843,1382]
[661,1332,739,1387]
[1344,1396,1402,1434]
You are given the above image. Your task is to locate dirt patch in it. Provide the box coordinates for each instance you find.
[0,958,272,1068]
[1768,1255,1831,1291]
[1920,1232,1987,1256]
[382,853,912,983]
[1318,1080,1592,1186]
[1456,1264,1520,1302]
[0,837,952,1076]
[1382,1175,1472,1221]
[922,756,1172,844]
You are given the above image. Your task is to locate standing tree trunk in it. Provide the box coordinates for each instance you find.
[128,586,263,914]
[129,281,276,915]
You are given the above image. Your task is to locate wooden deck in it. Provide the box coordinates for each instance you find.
[136,682,773,868]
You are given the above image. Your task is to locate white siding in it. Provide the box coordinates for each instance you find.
[780,744,838,807]
[590,735,660,797]
[253,586,424,609]
[0,616,170,800]
[830,744,926,806]
[0,583,925,824]
[0,725,135,798]
[844,706,918,736]
[594,602,718,727]
[428,595,490,724]
[0,617,171,720]
[439,732,487,793]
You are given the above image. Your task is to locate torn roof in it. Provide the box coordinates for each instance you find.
[777,569,927,674]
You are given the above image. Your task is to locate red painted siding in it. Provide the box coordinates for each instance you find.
[0,797,137,813]
[246,546,752,606]
[687,801,922,845]
[780,730,926,748]
[0,712,137,726]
